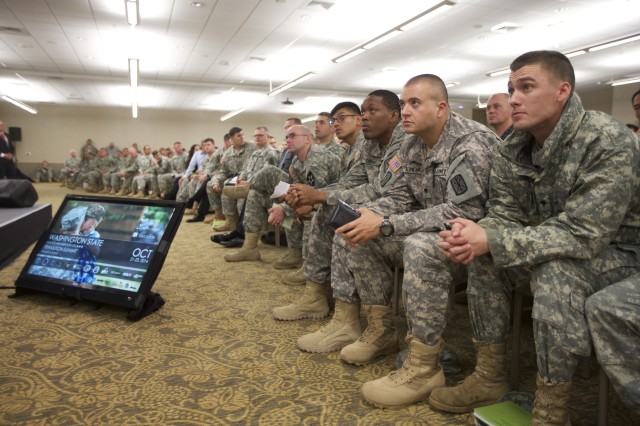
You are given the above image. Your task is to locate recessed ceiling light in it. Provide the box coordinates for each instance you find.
[301,15,311,20]
[190,2,205,7]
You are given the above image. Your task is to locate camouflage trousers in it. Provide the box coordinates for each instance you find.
[205,182,223,211]
[331,231,466,344]
[176,178,198,201]
[132,174,159,195]
[221,193,241,217]
[586,275,640,412]
[74,171,92,189]
[304,204,336,283]
[83,171,103,192]
[468,244,640,381]
[109,173,124,191]
[243,166,303,249]
[157,173,177,195]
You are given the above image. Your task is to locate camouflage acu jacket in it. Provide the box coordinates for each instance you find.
[325,122,406,206]
[367,111,498,236]
[482,94,640,268]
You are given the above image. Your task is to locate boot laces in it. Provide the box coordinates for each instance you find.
[388,355,415,384]
[358,320,378,344]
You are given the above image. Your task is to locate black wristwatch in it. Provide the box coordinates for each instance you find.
[380,216,394,237]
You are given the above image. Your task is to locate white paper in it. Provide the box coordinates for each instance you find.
[270,181,290,198]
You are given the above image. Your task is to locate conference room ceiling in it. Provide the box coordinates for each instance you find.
[0,0,638,119]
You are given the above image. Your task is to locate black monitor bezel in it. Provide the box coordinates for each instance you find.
[14,194,184,310]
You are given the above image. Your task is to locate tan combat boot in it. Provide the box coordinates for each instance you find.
[273,280,330,321]
[203,214,216,224]
[109,188,117,195]
[224,233,260,262]
[213,215,238,232]
[361,335,445,408]
[280,266,306,286]
[428,339,509,413]
[531,373,572,426]
[296,299,361,353]
[273,247,303,270]
[133,190,146,198]
[98,187,110,194]
[117,187,128,196]
[340,304,398,366]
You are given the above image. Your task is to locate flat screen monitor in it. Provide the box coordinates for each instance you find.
[14,195,184,315]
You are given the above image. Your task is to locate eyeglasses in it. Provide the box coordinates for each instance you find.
[329,114,357,126]
[285,133,306,140]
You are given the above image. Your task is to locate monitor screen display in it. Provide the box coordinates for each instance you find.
[15,195,184,310]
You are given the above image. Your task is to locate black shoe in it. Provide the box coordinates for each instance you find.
[211,233,230,243]
[220,237,244,248]
[211,231,240,244]
[186,214,205,223]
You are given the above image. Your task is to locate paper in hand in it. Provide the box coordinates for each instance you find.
[271,181,290,199]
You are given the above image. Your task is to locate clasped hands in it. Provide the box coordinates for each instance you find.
[437,218,490,265]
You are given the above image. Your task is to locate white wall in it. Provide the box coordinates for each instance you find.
[0,104,301,164]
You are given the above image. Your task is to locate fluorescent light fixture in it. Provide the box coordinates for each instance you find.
[400,1,454,31]
[1,95,38,114]
[129,58,139,87]
[487,68,511,77]
[332,1,454,64]
[588,34,640,52]
[132,103,138,118]
[332,48,365,64]
[268,72,316,97]
[301,115,317,124]
[610,77,640,87]
[565,50,586,58]
[362,30,402,50]
[126,0,138,26]
[220,107,246,121]
[445,82,458,88]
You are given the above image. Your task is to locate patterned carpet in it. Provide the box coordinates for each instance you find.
[0,183,637,425]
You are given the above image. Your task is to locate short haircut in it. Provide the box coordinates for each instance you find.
[203,137,215,144]
[368,89,401,114]
[331,101,361,117]
[223,133,230,141]
[632,89,640,104]
[255,126,269,135]
[152,150,158,156]
[405,74,449,103]
[286,118,302,125]
[173,141,182,146]
[318,112,331,120]
[510,50,575,93]
[229,127,242,137]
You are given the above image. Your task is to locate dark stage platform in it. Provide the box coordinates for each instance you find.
[0,204,52,269]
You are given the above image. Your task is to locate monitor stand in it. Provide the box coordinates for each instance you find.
[126,292,165,321]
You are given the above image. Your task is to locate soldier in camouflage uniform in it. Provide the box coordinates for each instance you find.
[131,145,155,197]
[274,96,398,318]
[224,124,340,263]
[202,128,278,224]
[59,150,81,187]
[110,148,130,194]
[315,112,345,163]
[116,148,139,196]
[149,149,172,198]
[586,275,640,414]
[158,142,188,197]
[209,127,258,231]
[204,134,231,220]
[72,151,96,190]
[80,138,97,160]
[432,51,640,424]
[296,75,498,410]
[87,148,116,193]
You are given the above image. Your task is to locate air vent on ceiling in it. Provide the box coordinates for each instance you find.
[306,0,335,11]
[247,56,266,62]
[0,26,30,36]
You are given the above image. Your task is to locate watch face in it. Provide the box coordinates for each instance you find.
[380,220,393,236]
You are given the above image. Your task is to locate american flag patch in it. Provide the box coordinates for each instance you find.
[388,155,402,173]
